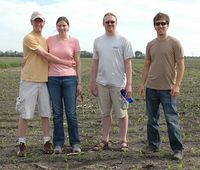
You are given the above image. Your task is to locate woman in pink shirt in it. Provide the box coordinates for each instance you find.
[47,16,82,153]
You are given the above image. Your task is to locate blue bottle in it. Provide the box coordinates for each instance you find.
[120,89,134,103]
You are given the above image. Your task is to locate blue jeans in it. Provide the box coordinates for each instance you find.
[146,88,183,151]
[47,76,80,147]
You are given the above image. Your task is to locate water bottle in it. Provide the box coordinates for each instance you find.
[120,89,134,103]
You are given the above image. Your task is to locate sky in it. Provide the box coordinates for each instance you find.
[0,0,200,56]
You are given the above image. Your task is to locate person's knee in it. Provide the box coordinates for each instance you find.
[102,114,111,119]
[19,117,29,123]
[101,111,111,118]
[117,111,128,119]
[41,117,50,122]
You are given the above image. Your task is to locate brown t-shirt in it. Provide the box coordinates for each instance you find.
[146,36,184,90]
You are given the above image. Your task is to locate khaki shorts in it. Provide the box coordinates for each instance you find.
[96,83,128,118]
[16,80,51,119]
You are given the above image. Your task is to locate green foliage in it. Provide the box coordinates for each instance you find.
[80,50,93,58]
[0,57,22,68]
[135,50,145,58]
[0,50,23,57]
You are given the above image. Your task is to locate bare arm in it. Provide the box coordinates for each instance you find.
[139,59,151,98]
[171,58,185,96]
[90,59,98,96]
[74,51,82,96]
[35,47,75,66]
[124,58,133,98]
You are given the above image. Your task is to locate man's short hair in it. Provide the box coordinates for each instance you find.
[153,12,169,26]
[103,12,117,22]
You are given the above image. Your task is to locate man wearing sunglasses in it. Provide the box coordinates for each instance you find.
[139,12,185,160]
[91,12,133,151]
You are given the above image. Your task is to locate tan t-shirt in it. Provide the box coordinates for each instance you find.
[21,31,48,82]
[146,36,184,90]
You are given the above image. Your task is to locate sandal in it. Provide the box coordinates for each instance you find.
[93,141,110,151]
[120,141,128,152]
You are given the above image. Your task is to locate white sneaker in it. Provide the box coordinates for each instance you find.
[54,146,62,154]
[72,144,81,153]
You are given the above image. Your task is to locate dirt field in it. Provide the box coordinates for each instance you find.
[0,58,200,170]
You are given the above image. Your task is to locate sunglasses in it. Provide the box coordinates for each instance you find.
[105,21,115,24]
[155,22,167,26]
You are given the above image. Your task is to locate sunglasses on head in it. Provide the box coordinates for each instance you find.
[105,20,115,24]
[155,22,167,26]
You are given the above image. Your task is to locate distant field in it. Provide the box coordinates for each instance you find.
[0,57,92,69]
[0,57,22,68]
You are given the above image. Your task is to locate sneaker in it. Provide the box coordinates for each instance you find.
[173,150,183,160]
[72,144,81,153]
[17,142,27,157]
[142,145,159,154]
[54,145,62,154]
[43,141,53,154]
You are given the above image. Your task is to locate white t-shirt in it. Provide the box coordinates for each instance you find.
[93,34,133,87]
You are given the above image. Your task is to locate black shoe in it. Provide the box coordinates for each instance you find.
[142,145,159,154]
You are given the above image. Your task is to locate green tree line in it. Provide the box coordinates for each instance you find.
[0,50,146,58]
[1,50,198,58]
[0,50,94,58]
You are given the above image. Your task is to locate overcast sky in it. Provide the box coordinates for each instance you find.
[0,0,200,56]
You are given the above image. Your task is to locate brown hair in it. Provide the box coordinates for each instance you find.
[153,12,170,26]
[103,12,117,22]
[56,16,69,26]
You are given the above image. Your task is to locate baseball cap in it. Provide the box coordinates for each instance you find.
[31,11,45,21]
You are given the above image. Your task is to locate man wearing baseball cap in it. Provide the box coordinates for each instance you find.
[16,11,75,157]
[31,11,45,21]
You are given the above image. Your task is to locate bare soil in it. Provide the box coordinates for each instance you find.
[0,59,200,170]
